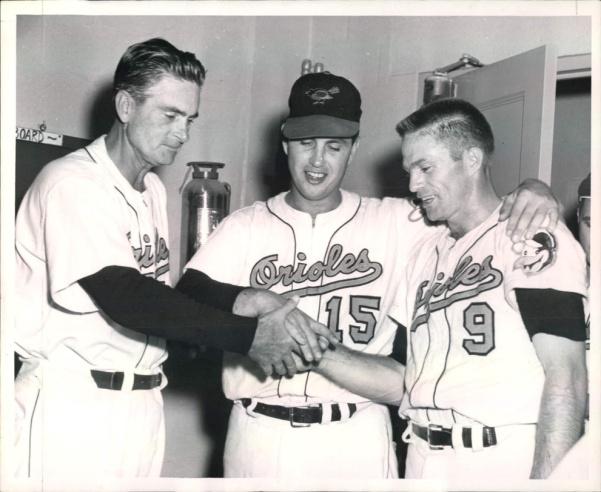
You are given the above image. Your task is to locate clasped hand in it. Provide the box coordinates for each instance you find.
[242,291,337,378]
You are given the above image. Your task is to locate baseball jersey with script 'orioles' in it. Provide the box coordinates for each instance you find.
[397,204,588,428]
[15,135,170,371]
[186,189,432,405]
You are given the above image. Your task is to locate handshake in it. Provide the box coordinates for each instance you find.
[233,289,338,378]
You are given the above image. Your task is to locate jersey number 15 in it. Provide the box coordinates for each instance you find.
[325,295,380,344]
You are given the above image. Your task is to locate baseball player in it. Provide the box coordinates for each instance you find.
[14,38,331,483]
[548,172,592,479]
[178,72,563,479]
[393,99,588,481]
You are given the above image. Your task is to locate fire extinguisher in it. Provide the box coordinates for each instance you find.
[180,162,231,263]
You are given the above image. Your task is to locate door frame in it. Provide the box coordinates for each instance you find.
[417,52,591,106]
[557,53,591,80]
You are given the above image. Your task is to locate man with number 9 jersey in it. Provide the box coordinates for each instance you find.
[396,99,588,481]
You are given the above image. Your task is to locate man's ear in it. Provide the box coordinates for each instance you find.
[462,146,484,175]
[348,138,360,164]
[114,90,135,124]
[282,140,289,156]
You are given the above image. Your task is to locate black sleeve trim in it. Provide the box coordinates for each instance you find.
[176,268,245,312]
[389,320,407,365]
[78,266,257,354]
[515,288,586,341]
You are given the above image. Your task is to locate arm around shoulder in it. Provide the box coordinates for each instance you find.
[499,178,562,241]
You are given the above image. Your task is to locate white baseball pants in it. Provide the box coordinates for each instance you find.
[223,400,398,479]
[14,362,165,482]
[403,422,536,481]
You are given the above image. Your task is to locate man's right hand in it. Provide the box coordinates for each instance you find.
[248,297,303,377]
[235,289,337,373]
[247,296,336,378]
[284,297,337,363]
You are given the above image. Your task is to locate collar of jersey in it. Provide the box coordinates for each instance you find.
[442,202,503,248]
[269,189,360,226]
[86,135,150,203]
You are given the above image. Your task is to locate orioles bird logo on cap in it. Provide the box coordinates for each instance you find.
[305,86,340,105]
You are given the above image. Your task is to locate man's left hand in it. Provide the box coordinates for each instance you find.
[499,178,562,242]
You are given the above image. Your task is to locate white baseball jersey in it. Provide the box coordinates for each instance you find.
[186,190,432,479]
[186,190,432,405]
[14,135,170,479]
[398,204,588,428]
[15,135,169,371]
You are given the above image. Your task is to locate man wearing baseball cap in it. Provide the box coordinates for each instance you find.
[179,71,562,478]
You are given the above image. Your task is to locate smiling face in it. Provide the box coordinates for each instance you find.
[283,137,357,215]
[402,131,469,225]
[121,74,200,168]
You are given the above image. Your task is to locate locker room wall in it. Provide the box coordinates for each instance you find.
[15,13,591,477]
[16,15,591,276]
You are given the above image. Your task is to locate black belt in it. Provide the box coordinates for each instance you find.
[241,398,357,426]
[412,423,497,449]
[90,369,162,391]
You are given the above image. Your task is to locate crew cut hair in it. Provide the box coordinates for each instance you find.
[396,98,494,162]
[113,38,206,102]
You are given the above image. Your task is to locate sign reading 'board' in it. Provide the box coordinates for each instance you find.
[16,127,63,146]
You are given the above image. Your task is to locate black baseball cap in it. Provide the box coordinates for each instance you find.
[281,72,362,139]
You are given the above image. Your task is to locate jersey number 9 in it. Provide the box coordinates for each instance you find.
[462,302,495,356]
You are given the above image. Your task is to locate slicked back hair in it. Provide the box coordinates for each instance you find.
[113,38,206,102]
[396,98,494,163]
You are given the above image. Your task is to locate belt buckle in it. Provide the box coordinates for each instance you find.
[427,423,445,450]
[109,371,124,390]
[288,407,310,428]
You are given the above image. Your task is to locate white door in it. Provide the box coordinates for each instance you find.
[417,45,558,196]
